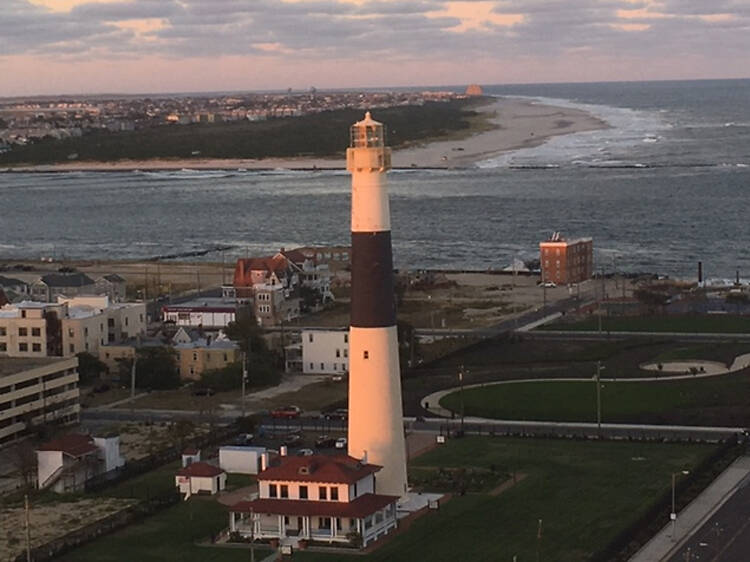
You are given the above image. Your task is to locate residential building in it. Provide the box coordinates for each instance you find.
[175,332,239,380]
[0,275,29,300]
[298,329,348,375]
[228,454,398,548]
[98,335,163,375]
[30,272,96,302]
[219,446,267,475]
[94,274,127,302]
[175,462,226,499]
[539,233,594,285]
[0,297,146,359]
[0,357,80,447]
[36,432,124,492]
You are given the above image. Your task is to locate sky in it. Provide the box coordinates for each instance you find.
[2,0,749,96]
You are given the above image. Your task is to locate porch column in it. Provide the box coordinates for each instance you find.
[230,511,236,532]
[304,516,310,538]
[279,515,286,537]
[253,515,260,537]
[331,516,337,539]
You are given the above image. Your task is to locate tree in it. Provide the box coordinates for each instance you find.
[76,352,107,385]
[299,286,323,313]
[119,346,180,390]
[397,320,419,372]
[224,306,282,387]
[8,442,37,491]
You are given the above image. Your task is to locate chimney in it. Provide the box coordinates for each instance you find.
[260,451,269,471]
[280,445,288,457]
[362,450,368,464]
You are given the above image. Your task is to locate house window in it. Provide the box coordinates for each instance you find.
[363,351,369,359]
[299,485,308,499]
[193,352,198,361]
[320,363,324,370]
[19,343,28,352]
[269,484,278,498]
[333,363,337,371]
[19,327,28,337]
[68,328,74,337]
[0,327,5,336]
[336,349,340,358]
[343,349,348,358]
[32,343,41,352]
[125,317,129,326]
[0,343,5,352]
[280,485,289,498]
[318,517,331,529]
[344,334,348,343]
[330,487,338,501]
[308,333,313,342]
[309,363,314,370]
[69,344,75,353]
[31,327,41,337]
[319,486,327,500]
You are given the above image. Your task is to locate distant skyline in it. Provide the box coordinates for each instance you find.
[3,0,750,97]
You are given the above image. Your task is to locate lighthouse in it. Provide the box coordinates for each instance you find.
[346,112,408,498]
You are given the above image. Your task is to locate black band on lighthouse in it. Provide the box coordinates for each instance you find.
[350,231,396,328]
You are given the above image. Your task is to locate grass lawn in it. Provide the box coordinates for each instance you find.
[296,437,715,561]
[543,314,750,333]
[101,461,180,500]
[57,499,270,562]
[439,373,750,425]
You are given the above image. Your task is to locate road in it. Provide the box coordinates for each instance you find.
[669,475,750,562]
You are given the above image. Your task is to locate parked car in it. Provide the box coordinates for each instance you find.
[330,374,345,382]
[315,435,336,448]
[271,405,301,419]
[235,433,254,445]
[192,387,215,397]
[539,281,556,288]
[297,448,314,456]
[282,434,302,447]
[335,437,347,449]
[324,408,348,421]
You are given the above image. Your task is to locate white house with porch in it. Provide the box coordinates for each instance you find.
[228,454,398,548]
[175,461,226,499]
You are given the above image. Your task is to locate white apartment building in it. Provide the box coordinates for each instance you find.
[301,329,349,375]
[0,357,80,447]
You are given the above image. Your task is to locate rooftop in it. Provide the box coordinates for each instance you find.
[38,433,98,457]
[259,454,381,485]
[40,272,95,287]
[177,461,225,478]
[0,357,70,377]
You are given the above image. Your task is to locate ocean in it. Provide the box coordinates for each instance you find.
[1,79,749,280]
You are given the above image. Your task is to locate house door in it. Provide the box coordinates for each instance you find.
[297,517,303,531]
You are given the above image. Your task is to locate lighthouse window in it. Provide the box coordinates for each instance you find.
[363,351,369,359]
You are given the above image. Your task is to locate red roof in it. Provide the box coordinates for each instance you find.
[182,448,200,456]
[177,462,224,478]
[258,455,381,485]
[37,433,98,457]
[234,255,290,287]
[230,493,398,518]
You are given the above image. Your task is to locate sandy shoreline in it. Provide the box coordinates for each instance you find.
[4,98,608,172]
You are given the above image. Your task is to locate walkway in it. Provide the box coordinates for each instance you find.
[630,456,750,562]
[421,353,750,419]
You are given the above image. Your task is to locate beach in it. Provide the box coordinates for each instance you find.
[7,98,608,172]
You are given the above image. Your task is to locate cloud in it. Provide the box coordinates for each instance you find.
[2,0,750,78]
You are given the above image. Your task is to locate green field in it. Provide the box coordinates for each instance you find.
[542,314,750,333]
[439,373,750,425]
[296,437,715,561]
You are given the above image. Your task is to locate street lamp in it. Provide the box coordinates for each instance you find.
[458,365,467,434]
[671,470,690,540]
[593,361,604,433]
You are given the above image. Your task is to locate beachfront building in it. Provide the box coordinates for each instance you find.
[29,273,96,303]
[540,232,594,285]
[0,357,80,447]
[228,454,399,548]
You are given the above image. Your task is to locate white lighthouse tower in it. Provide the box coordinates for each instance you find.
[346,112,408,498]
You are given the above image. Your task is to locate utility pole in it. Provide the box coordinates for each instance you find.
[536,518,543,562]
[130,356,137,414]
[24,494,31,562]
[241,350,247,419]
[458,365,466,434]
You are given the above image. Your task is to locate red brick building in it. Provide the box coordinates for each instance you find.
[539,233,593,285]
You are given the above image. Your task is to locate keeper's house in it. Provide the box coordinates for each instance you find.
[228,454,398,548]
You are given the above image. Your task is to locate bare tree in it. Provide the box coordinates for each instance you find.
[9,442,37,491]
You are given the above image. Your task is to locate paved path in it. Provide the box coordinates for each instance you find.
[630,456,750,562]
[421,366,747,420]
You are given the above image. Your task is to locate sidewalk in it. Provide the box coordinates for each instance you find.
[630,455,750,562]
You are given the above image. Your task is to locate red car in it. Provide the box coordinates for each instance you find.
[271,405,302,419]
